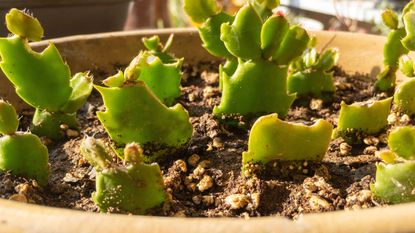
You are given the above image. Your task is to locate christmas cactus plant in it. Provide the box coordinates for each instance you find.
[184,0,310,118]
[288,46,338,98]
[375,2,415,91]
[0,9,93,140]
[95,41,192,160]
[81,137,166,214]
[0,100,49,186]
[371,126,415,203]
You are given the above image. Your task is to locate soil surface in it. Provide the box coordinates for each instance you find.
[0,62,402,219]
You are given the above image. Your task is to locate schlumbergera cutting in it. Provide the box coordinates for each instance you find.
[0,9,93,140]
[288,43,338,98]
[375,1,415,91]
[333,98,392,144]
[0,100,49,186]
[184,0,310,118]
[371,126,415,203]
[242,114,333,168]
[80,137,166,214]
[95,37,192,160]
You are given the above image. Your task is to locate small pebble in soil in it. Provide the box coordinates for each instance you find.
[193,165,205,177]
[363,146,377,155]
[340,142,352,156]
[225,194,249,210]
[363,136,379,146]
[400,114,411,125]
[174,160,187,173]
[309,195,332,211]
[310,99,323,110]
[197,175,214,192]
[66,129,80,138]
[188,154,200,167]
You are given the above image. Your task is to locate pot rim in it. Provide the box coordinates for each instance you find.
[0,0,131,9]
[0,29,412,233]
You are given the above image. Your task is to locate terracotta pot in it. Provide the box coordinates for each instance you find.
[0,0,131,38]
[0,29,413,233]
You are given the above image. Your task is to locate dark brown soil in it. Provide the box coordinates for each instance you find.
[0,62,398,219]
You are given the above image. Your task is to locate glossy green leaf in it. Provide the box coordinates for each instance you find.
[261,15,289,59]
[402,12,415,51]
[288,70,335,97]
[103,70,125,88]
[272,26,310,65]
[5,9,44,42]
[213,59,296,118]
[287,48,338,97]
[120,37,183,106]
[220,5,263,60]
[219,59,238,90]
[136,52,183,106]
[0,36,72,112]
[0,133,49,186]
[142,36,161,51]
[315,48,339,70]
[183,0,220,23]
[61,72,93,113]
[382,9,399,30]
[0,101,18,135]
[376,28,409,91]
[399,55,415,77]
[242,114,333,165]
[394,78,415,116]
[199,12,234,58]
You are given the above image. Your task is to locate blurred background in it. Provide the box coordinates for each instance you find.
[0,0,410,39]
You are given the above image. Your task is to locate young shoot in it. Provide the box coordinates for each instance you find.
[288,47,338,98]
[131,35,183,106]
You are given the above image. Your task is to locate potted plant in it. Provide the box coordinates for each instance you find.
[1,2,415,232]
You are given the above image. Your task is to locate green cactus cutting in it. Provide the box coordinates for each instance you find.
[128,35,183,106]
[388,126,415,160]
[375,2,415,91]
[96,52,192,160]
[0,101,49,186]
[288,47,338,98]
[333,98,392,144]
[394,78,415,116]
[81,137,166,214]
[371,126,415,203]
[242,114,333,165]
[185,1,309,119]
[0,9,93,139]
